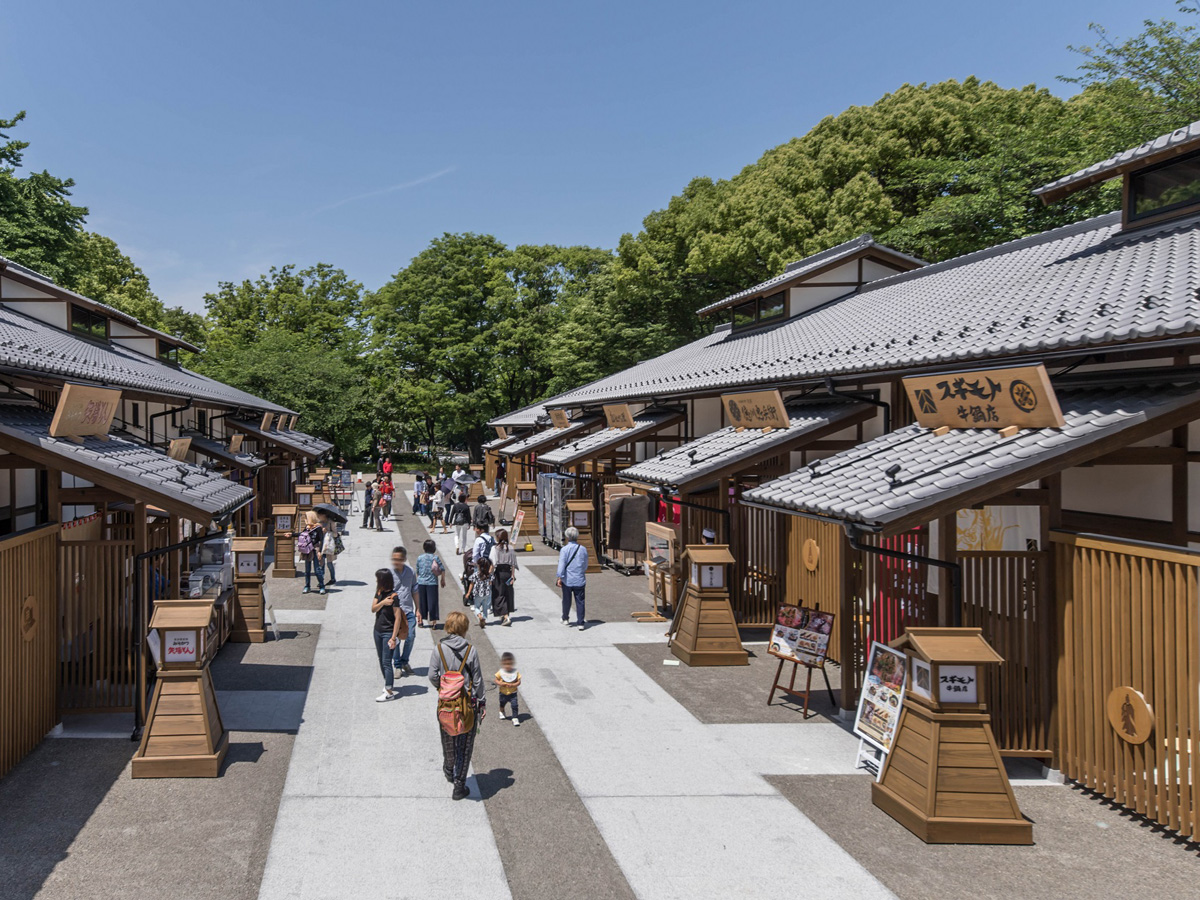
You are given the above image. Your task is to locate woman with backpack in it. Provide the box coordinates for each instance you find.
[415,538,447,630]
[489,528,519,626]
[299,510,326,595]
[317,509,342,586]
[429,611,485,800]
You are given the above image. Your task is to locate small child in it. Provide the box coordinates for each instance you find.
[494,652,522,726]
[467,556,494,628]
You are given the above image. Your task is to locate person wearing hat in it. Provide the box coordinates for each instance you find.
[701,528,716,544]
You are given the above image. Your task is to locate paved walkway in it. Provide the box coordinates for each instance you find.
[258,492,893,900]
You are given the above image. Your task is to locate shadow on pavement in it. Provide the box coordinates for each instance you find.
[475,767,516,799]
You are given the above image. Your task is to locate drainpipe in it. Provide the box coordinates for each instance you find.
[824,376,890,434]
[207,410,236,440]
[148,399,192,448]
[845,524,962,627]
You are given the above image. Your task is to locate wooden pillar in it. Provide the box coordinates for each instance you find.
[937,513,957,627]
[168,514,181,595]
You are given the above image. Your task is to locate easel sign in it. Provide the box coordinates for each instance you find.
[167,437,192,460]
[49,383,122,441]
[853,641,908,779]
[766,605,836,717]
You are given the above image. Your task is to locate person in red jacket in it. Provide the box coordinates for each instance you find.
[382,456,393,477]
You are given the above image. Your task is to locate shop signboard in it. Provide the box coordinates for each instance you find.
[260,411,274,431]
[496,426,508,439]
[49,383,121,439]
[768,605,834,667]
[228,433,244,453]
[164,630,198,663]
[903,363,1064,430]
[512,509,526,543]
[549,408,570,429]
[853,642,908,753]
[721,389,789,430]
[167,437,192,460]
[603,404,636,429]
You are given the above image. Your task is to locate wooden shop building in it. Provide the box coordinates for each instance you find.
[0,255,330,778]
[487,121,1200,839]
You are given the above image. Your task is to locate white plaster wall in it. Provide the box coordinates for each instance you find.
[1062,465,1172,521]
[862,259,904,282]
[0,275,53,298]
[14,468,35,507]
[691,397,723,438]
[801,260,858,284]
[111,335,157,357]
[2,298,67,329]
[787,283,851,318]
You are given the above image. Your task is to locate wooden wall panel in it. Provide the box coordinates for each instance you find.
[784,516,845,658]
[1053,531,1200,840]
[0,525,58,777]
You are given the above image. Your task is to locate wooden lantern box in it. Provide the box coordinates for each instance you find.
[469,464,485,499]
[272,504,298,579]
[565,499,603,573]
[133,599,228,778]
[516,481,537,521]
[872,627,1032,844]
[230,537,269,643]
[670,545,748,666]
[295,483,317,510]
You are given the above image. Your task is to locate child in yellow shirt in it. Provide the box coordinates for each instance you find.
[494,652,522,726]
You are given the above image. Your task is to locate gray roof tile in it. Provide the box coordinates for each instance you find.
[537,410,684,466]
[178,429,266,471]
[1035,120,1200,199]
[229,418,333,459]
[497,417,602,458]
[743,385,1200,532]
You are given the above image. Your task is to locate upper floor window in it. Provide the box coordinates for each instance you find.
[730,291,787,331]
[1128,150,1200,224]
[70,304,107,341]
[158,343,180,365]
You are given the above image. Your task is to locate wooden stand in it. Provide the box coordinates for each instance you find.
[133,600,228,778]
[230,537,268,643]
[768,657,835,718]
[670,545,748,667]
[516,482,537,528]
[633,562,673,622]
[872,627,1032,845]
[271,504,297,579]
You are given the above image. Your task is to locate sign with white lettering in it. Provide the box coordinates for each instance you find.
[722,390,789,431]
[603,404,636,429]
[49,383,121,439]
[167,437,192,460]
[549,409,570,429]
[903,363,1064,430]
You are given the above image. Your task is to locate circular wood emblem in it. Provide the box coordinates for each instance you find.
[1106,686,1153,744]
[20,594,38,642]
[802,538,820,572]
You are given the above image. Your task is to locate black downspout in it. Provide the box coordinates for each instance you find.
[845,525,962,627]
[148,399,192,448]
[207,410,236,440]
[824,376,890,434]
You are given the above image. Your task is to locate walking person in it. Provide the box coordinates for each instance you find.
[429,611,485,800]
[556,526,588,629]
[380,474,395,520]
[390,546,421,676]
[382,456,393,479]
[439,486,453,534]
[489,527,519,626]
[361,479,376,530]
[466,556,495,628]
[425,481,440,531]
[471,493,495,531]
[494,457,507,500]
[450,490,473,555]
[299,510,327,595]
[372,569,409,702]
[317,509,342,585]
[416,539,447,631]
[413,472,426,515]
[494,652,522,725]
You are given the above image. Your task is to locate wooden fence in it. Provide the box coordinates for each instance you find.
[1052,531,1200,840]
[58,538,137,712]
[1,525,58,777]
[959,550,1053,755]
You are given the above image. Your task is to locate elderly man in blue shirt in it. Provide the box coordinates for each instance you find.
[556,527,589,630]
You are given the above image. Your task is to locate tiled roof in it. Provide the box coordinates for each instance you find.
[1,254,140,325]
[537,410,685,467]
[483,432,528,452]
[497,416,602,458]
[0,402,254,522]
[228,417,333,459]
[539,210,1200,408]
[0,305,293,413]
[1035,120,1200,201]
[178,429,266,471]
[743,385,1200,534]
[619,400,869,490]
[488,401,550,428]
[696,235,925,316]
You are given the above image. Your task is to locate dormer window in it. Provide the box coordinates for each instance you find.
[1127,149,1200,224]
[730,291,787,331]
[70,304,107,341]
[158,342,180,365]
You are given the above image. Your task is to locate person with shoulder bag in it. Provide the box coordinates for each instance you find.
[429,611,485,800]
[471,494,495,531]
[317,510,342,585]
[489,528,519,626]
[416,538,447,630]
[299,510,326,595]
[450,491,473,555]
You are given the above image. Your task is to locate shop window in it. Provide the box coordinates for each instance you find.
[131,403,141,429]
[70,304,107,340]
[1129,150,1200,223]
[759,291,786,322]
[196,409,207,434]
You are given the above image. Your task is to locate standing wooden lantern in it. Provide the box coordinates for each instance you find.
[296,483,316,510]
[230,537,269,643]
[670,545,748,667]
[133,599,228,778]
[516,481,537,523]
[872,627,1032,845]
[272,504,298,579]
[469,464,485,499]
[565,499,603,573]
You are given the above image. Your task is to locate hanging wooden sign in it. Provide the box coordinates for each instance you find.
[904,363,1064,430]
[722,389,789,431]
[167,437,192,461]
[260,411,274,431]
[549,408,570,429]
[604,404,636,429]
[49,383,122,440]
[228,433,244,454]
[496,426,508,440]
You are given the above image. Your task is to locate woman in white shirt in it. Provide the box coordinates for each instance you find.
[489,528,519,626]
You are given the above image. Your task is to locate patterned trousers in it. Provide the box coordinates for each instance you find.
[439,719,478,787]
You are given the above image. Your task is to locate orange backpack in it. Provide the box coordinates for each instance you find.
[436,643,476,735]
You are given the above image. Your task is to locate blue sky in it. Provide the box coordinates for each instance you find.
[1,1,1182,311]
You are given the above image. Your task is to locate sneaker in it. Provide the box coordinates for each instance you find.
[576,622,586,631]
[562,619,570,626]
[452,784,470,801]
[502,616,511,626]
[319,589,327,595]
[302,587,311,594]
[498,710,507,720]
[443,769,454,783]
[513,717,521,727]
[401,664,414,677]
[394,668,404,679]
[375,691,393,702]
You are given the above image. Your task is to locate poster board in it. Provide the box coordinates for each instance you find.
[721,389,789,430]
[49,383,121,439]
[228,433,244,453]
[853,642,908,753]
[768,605,834,667]
[167,437,192,460]
[512,509,526,544]
[903,362,1064,430]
